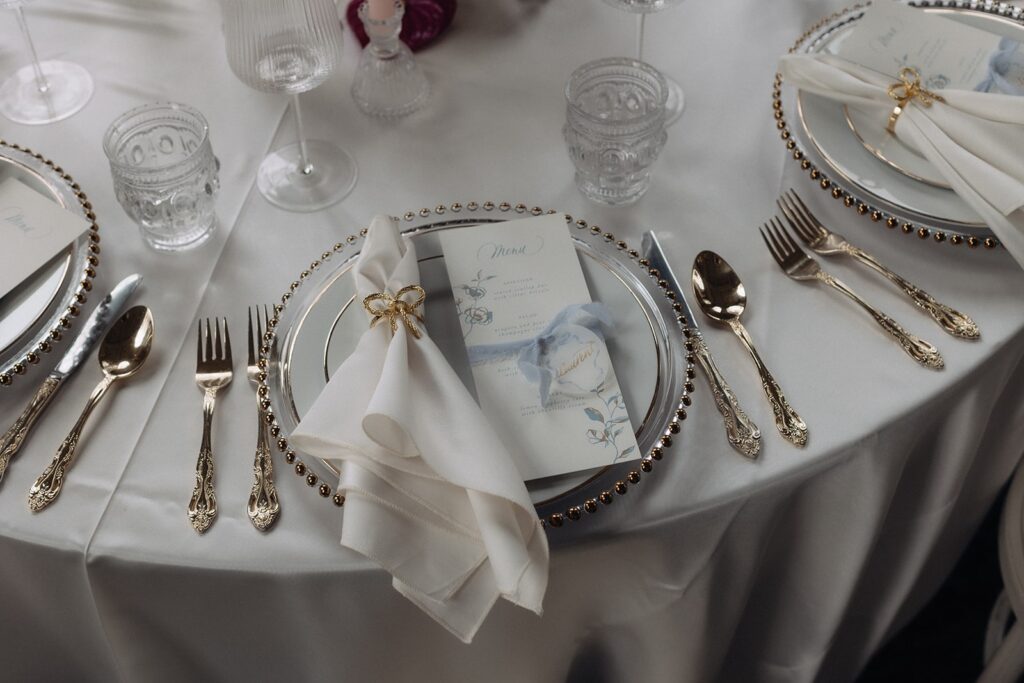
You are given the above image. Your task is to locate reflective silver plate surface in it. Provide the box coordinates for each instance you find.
[267,206,689,514]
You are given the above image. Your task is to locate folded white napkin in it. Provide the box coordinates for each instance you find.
[289,215,549,643]
[779,52,1024,268]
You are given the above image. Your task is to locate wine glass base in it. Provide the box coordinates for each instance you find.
[257,140,358,213]
[0,61,93,125]
[664,76,685,126]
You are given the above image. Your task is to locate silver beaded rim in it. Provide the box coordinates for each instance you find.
[0,140,100,387]
[254,202,699,529]
[774,0,1019,250]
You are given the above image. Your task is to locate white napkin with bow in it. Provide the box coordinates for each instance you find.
[779,52,1024,268]
[289,215,549,643]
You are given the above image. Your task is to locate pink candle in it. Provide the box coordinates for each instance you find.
[367,0,395,21]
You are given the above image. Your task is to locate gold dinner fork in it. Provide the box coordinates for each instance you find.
[760,218,945,370]
[247,306,280,531]
[777,190,979,340]
[188,318,232,534]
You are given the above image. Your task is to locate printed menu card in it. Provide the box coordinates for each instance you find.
[0,177,89,301]
[439,214,640,481]
[838,1,1009,90]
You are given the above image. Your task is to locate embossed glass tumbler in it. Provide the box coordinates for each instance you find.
[563,57,668,206]
[220,0,357,212]
[0,0,94,125]
[103,103,220,252]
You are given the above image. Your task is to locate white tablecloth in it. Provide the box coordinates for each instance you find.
[1,0,1023,680]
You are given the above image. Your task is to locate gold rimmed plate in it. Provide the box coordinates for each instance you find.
[841,7,1024,192]
[789,2,1024,240]
[843,104,952,189]
[0,141,99,385]
[264,203,695,525]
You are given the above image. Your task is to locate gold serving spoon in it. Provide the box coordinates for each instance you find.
[692,251,808,447]
[28,306,155,512]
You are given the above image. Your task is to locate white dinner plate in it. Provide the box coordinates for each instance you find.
[843,104,952,189]
[794,5,1024,234]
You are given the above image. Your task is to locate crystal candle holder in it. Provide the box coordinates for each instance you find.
[351,0,430,118]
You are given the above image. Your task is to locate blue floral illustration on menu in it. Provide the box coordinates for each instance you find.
[583,385,635,463]
[454,269,495,339]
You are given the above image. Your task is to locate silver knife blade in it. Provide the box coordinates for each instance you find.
[641,232,697,326]
[0,274,144,485]
[54,274,143,377]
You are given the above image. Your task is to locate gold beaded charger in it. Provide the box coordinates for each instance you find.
[257,202,697,529]
[775,0,1023,250]
[0,140,100,387]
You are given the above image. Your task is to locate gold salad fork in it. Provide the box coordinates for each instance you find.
[247,306,280,531]
[777,190,979,340]
[188,318,232,534]
[761,218,945,370]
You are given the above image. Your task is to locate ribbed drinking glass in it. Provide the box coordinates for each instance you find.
[219,0,358,212]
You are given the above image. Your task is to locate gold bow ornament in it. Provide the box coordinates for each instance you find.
[886,66,946,134]
[363,285,427,339]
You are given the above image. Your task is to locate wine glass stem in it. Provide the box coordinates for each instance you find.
[15,7,49,94]
[635,13,646,62]
[292,93,314,176]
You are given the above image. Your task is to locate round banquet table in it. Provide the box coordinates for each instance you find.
[1,1,1023,681]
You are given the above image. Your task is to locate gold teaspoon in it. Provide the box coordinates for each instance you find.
[28,306,155,512]
[692,251,808,447]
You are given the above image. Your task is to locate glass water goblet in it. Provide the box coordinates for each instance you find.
[0,0,94,125]
[219,0,358,212]
[601,0,684,125]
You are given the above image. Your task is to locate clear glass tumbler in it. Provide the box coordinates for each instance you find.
[103,102,220,252]
[563,57,668,206]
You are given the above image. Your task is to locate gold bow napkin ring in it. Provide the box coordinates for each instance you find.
[363,285,426,339]
[886,67,945,134]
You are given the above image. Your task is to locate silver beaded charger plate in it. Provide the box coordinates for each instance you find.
[779,1,1024,247]
[0,141,100,387]
[262,202,696,527]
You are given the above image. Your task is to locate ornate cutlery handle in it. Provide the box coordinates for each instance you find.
[188,390,219,534]
[247,416,280,531]
[692,335,761,458]
[28,376,113,512]
[846,245,980,340]
[728,321,808,447]
[816,271,945,370]
[0,375,62,485]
